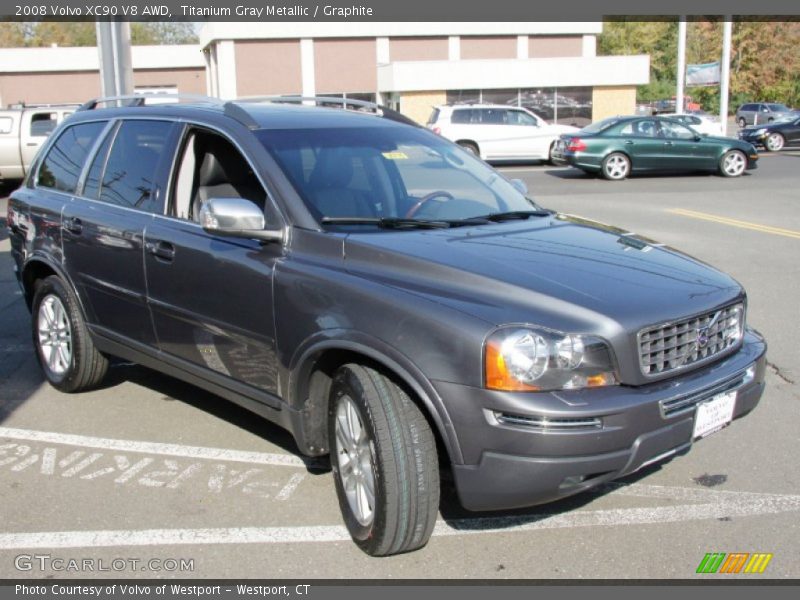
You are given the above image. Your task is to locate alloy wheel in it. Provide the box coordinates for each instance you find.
[766,133,784,152]
[334,395,376,527]
[604,154,630,180]
[37,294,72,375]
[722,151,746,176]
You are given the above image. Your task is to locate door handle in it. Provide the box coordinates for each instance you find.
[146,240,175,262]
[624,140,634,145]
[664,141,674,146]
[63,216,83,235]
[26,142,39,147]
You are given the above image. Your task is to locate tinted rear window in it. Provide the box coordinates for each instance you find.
[37,121,106,193]
[579,117,624,134]
[426,108,440,125]
[451,109,474,124]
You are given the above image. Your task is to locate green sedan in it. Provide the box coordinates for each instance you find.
[551,116,759,180]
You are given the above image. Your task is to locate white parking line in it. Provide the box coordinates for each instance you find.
[0,427,319,468]
[0,484,798,549]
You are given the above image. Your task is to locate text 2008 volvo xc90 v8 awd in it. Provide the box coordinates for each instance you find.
[7,95,767,556]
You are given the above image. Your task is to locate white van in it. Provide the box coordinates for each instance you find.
[427,103,578,163]
[0,104,78,182]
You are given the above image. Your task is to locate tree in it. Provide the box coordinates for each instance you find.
[600,19,800,111]
[0,22,25,47]
[130,23,198,45]
[598,19,679,103]
[28,22,96,46]
[0,22,198,48]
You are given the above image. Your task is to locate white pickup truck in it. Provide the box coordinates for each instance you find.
[0,104,78,182]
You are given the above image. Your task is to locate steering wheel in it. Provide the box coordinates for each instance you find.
[405,190,455,218]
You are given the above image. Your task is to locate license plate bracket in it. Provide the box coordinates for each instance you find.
[693,390,737,440]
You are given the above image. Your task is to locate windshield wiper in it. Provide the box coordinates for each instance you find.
[478,209,554,222]
[320,217,451,229]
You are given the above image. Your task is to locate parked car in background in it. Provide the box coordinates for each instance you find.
[0,104,77,182]
[738,111,800,151]
[735,103,793,127]
[551,116,758,180]
[427,103,577,163]
[659,112,724,137]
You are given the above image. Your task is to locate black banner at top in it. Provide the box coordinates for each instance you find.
[2,0,800,22]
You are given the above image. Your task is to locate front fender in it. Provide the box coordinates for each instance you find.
[287,330,464,463]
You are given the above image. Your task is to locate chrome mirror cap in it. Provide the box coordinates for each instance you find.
[199,197,282,242]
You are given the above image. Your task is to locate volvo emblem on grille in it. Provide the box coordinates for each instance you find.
[674,310,722,368]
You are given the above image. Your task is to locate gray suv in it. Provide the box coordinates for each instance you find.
[7,95,767,556]
[736,102,793,127]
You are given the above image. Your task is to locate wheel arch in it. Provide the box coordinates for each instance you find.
[455,139,480,154]
[287,335,463,465]
[21,257,75,311]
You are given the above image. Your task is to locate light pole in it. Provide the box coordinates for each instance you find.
[95,21,133,100]
[719,18,733,136]
[676,17,687,113]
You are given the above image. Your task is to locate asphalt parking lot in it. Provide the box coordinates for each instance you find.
[1,151,799,579]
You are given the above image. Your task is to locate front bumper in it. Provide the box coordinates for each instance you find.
[434,329,767,511]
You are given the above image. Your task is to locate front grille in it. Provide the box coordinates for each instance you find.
[638,303,744,377]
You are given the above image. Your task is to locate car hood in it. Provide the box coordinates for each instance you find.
[342,214,744,336]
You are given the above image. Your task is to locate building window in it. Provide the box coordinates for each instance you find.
[444,87,593,125]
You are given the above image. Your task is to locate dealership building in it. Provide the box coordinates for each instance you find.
[0,22,648,125]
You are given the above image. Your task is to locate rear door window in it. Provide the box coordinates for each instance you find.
[96,120,174,213]
[479,109,507,125]
[451,109,474,124]
[37,121,106,193]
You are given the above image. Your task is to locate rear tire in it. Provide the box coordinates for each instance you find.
[32,276,108,392]
[328,363,439,556]
[719,149,747,177]
[457,141,479,156]
[601,152,630,180]
[765,132,785,152]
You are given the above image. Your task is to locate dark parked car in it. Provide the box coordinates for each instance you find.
[7,95,767,556]
[735,103,793,127]
[738,112,800,151]
[551,116,758,180]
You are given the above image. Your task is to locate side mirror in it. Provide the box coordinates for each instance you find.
[510,178,528,195]
[199,197,283,243]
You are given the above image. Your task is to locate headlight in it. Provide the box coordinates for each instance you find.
[484,327,618,392]
[754,128,768,136]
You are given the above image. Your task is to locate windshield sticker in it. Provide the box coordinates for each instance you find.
[381,151,408,160]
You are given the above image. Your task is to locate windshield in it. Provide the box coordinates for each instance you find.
[578,117,623,135]
[256,126,538,225]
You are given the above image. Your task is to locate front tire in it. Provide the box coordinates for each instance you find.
[329,364,439,556]
[32,276,108,392]
[765,132,785,152]
[719,150,747,177]
[601,152,630,180]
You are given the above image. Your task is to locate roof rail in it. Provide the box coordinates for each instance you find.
[227,96,420,128]
[77,93,224,111]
